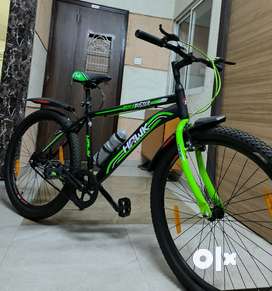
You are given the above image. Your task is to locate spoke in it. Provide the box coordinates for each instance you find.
[193,219,205,271]
[219,221,272,274]
[209,221,235,290]
[165,197,196,204]
[227,219,272,224]
[178,221,211,251]
[212,221,215,286]
[185,220,215,263]
[217,146,226,188]
[34,168,62,193]
[233,166,259,197]
[222,219,226,290]
[17,166,32,185]
[217,222,251,289]
[229,177,269,202]
[224,218,271,286]
[20,168,35,200]
[229,192,269,205]
[173,181,195,202]
[230,208,268,216]
[228,212,272,232]
[203,221,213,282]
[224,158,248,208]
[166,188,195,203]
[217,151,237,191]
[188,152,204,191]
[29,171,37,202]
[168,213,201,230]
[165,207,198,217]
[224,217,272,254]
[174,217,203,242]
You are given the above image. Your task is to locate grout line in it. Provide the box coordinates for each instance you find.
[125,225,152,291]
[0,222,22,268]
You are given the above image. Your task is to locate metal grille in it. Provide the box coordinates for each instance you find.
[86,33,112,73]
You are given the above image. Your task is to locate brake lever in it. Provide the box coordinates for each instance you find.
[159,24,180,42]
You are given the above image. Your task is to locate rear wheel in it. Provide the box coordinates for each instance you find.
[4,110,81,220]
[151,127,272,290]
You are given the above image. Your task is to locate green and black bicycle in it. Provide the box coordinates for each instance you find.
[4,26,272,290]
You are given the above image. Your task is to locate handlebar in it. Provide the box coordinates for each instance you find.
[135,30,164,47]
[135,26,236,71]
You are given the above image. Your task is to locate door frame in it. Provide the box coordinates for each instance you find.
[43,0,129,131]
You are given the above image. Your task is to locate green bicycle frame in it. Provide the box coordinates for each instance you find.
[176,119,222,217]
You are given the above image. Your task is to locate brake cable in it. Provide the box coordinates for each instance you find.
[177,40,222,116]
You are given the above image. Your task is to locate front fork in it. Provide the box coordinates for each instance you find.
[176,119,223,218]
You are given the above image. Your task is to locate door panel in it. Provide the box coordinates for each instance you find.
[43,0,128,157]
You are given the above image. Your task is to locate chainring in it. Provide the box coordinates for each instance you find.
[71,169,99,209]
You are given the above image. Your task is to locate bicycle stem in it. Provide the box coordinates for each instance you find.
[176,119,223,217]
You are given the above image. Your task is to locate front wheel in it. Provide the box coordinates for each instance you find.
[151,126,272,291]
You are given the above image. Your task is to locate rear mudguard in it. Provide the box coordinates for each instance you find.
[27,98,75,112]
[149,115,226,171]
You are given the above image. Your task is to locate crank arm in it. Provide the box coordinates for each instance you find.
[99,185,119,212]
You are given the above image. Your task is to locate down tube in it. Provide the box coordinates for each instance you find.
[96,108,178,182]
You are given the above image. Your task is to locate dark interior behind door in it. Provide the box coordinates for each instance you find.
[42,0,128,157]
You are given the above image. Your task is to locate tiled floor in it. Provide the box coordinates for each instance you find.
[1,164,271,291]
[0,166,183,291]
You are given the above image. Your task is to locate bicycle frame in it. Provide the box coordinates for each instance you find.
[37,55,225,218]
[40,90,221,217]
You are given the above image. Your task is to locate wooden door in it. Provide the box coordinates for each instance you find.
[43,0,128,156]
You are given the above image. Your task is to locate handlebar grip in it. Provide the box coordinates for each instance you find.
[135,30,164,47]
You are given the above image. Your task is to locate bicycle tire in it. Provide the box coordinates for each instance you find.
[4,110,81,221]
[151,126,272,291]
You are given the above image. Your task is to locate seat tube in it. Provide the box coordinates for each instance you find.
[85,88,93,170]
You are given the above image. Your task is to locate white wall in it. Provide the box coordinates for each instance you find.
[120,66,169,119]
[82,0,175,18]
[174,0,194,19]
[27,33,47,100]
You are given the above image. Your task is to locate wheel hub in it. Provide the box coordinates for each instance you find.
[208,206,224,221]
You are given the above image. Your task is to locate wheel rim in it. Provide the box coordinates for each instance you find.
[11,118,69,206]
[163,143,272,290]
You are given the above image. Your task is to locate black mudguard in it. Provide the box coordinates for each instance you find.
[148,115,226,171]
[27,98,75,112]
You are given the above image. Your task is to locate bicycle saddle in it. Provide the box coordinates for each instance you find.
[72,71,111,88]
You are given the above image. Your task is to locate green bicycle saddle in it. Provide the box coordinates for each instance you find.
[72,71,111,88]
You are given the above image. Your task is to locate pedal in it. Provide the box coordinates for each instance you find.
[118,198,131,217]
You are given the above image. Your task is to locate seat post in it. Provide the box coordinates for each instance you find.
[84,87,92,114]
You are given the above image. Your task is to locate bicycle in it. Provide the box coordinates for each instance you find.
[4,26,272,291]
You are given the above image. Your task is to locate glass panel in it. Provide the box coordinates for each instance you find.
[187,0,212,89]
[86,33,112,74]
[0,0,10,75]
[178,16,190,87]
